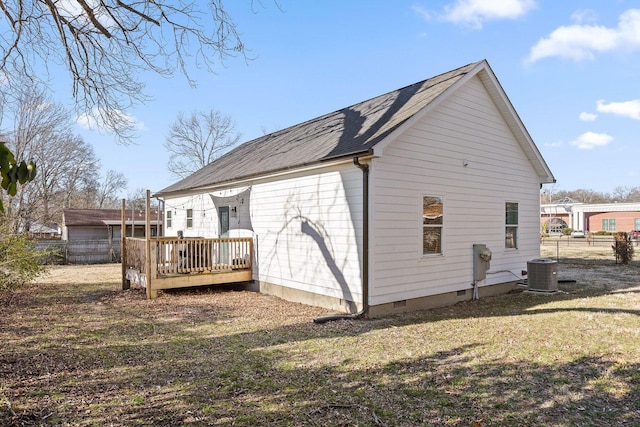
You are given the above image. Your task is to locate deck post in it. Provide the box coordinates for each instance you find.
[149,239,158,299]
[250,236,255,277]
[121,199,129,290]
[145,190,153,299]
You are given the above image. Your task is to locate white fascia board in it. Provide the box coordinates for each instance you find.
[156,156,374,199]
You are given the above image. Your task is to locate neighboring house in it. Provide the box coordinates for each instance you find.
[19,223,61,239]
[155,60,555,317]
[62,209,162,242]
[541,200,640,234]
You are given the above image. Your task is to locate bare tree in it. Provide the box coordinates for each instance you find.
[541,186,640,204]
[0,1,252,141]
[96,170,128,208]
[609,186,640,203]
[2,88,99,230]
[0,1,271,214]
[127,187,158,210]
[59,140,101,210]
[164,109,241,179]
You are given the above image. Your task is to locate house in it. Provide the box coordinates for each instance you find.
[19,223,61,239]
[541,200,640,234]
[62,208,162,242]
[155,60,555,317]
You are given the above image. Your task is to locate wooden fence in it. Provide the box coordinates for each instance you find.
[35,240,121,264]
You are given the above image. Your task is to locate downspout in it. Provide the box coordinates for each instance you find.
[313,154,370,323]
[353,156,370,318]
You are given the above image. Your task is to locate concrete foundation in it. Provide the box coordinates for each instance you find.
[248,280,362,314]
[368,281,519,318]
[248,279,520,318]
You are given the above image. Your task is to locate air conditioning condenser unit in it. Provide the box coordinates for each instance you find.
[527,258,558,291]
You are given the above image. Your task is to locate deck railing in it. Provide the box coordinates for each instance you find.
[124,236,253,277]
[126,237,147,272]
[155,237,253,275]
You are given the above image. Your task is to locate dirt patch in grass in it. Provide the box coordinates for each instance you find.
[1,261,639,426]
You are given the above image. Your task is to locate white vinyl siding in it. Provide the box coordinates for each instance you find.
[166,164,364,305]
[370,75,541,305]
[249,165,363,303]
[162,194,219,237]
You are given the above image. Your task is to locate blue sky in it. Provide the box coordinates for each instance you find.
[71,0,640,197]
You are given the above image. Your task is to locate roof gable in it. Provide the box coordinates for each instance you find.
[158,60,554,196]
[473,62,555,185]
[370,61,555,184]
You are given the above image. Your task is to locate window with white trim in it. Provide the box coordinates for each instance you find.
[423,196,443,255]
[505,202,518,249]
[186,209,193,229]
[166,211,172,228]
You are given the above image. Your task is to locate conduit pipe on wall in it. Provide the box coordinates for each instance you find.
[313,154,371,324]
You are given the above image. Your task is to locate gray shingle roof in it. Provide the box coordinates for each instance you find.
[63,209,160,226]
[158,61,482,195]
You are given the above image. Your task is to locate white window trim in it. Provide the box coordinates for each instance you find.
[186,208,193,229]
[421,194,444,257]
[505,200,519,250]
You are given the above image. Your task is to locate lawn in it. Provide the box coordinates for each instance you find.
[1,252,639,426]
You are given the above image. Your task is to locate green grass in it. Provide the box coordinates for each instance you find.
[0,259,639,426]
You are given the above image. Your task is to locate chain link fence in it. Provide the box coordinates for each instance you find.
[541,236,638,264]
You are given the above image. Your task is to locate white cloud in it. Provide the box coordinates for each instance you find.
[570,9,598,25]
[545,140,564,148]
[76,113,98,129]
[579,112,598,121]
[77,108,144,132]
[436,0,536,29]
[57,0,116,30]
[527,9,640,63]
[412,4,432,21]
[569,131,613,149]
[596,99,640,120]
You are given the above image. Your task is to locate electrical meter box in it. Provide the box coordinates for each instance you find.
[473,244,492,281]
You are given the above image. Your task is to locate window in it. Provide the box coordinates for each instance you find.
[602,218,616,231]
[545,217,568,234]
[186,209,193,229]
[505,202,518,249]
[423,196,443,254]
[166,211,172,228]
[634,218,640,230]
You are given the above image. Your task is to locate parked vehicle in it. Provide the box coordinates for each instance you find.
[630,230,640,239]
[570,230,586,238]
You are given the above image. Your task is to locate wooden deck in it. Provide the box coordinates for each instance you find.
[123,236,253,299]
